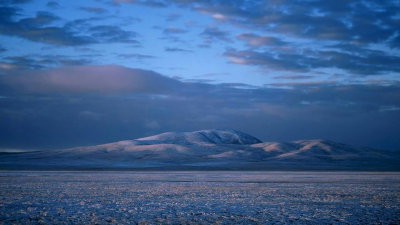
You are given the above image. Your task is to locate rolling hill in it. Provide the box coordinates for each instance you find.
[0,129,399,170]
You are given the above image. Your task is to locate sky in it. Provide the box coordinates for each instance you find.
[0,0,399,151]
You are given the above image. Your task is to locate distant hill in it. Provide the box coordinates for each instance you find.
[1,129,399,170]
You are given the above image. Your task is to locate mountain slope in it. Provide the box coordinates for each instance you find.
[135,129,262,145]
[0,129,399,170]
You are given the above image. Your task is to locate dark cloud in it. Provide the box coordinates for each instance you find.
[389,34,400,49]
[274,75,315,80]
[268,80,337,87]
[224,47,400,75]
[197,43,211,48]
[46,1,60,8]
[201,27,231,42]
[142,0,167,8]
[113,0,167,8]
[0,65,399,151]
[117,53,156,59]
[79,7,108,14]
[0,7,139,46]
[1,0,31,4]
[163,26,187,34]
[20,11,60,26]
[0,55,92,71]
[0,7,93,46]
[165,13,181,21]
[89,25,138,43]
[237,33,287,47]
[224,49,309,72]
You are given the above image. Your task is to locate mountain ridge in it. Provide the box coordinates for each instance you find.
[0,129,399,171]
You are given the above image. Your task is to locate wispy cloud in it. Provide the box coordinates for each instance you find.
[117,53,156,59]
[79,7,108,14]
[201,27,231,42]
[237,33,287,47]
[165,13,181,21]
[273,75,315,80]
[163,26,187,34]
[0,55,92,70]
[164,47,192,53]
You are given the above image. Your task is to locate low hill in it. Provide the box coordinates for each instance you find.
[0,129,398,170]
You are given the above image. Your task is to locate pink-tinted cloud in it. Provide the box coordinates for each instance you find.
[1,65,181,94]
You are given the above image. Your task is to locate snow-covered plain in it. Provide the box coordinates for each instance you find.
[1,171,399,224]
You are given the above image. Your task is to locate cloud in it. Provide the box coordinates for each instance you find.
[117,53,156,59]
[46,1,59,8]
[164,47,192,53]
[201,27,231,42]
[224,49,309,72]
[237,33,287,47]
[1,0,31,4]
[268,80,337,87]
[115,0,400,77]
[89,25,138,43]
[113,0,167,8]
[163,26,187,34]
[165,13,181,21]
[0,7,139,46]
[0,7,92,46]
[0,65,182,94]
[142,0,167,8]
[0,55,92,71]
[274,75,315,80]
[224,47,400,75]
[79,7,108,14]
[0,65,399,150]
[379,105,400,112]
[187,1,399,47]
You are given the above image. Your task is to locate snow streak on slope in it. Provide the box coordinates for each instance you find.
[0,129,399,170]
[136,129,262,145]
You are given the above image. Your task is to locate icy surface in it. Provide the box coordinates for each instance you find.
[1,171,399,224]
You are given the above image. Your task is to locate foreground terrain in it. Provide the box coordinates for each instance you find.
[0,171,399,224]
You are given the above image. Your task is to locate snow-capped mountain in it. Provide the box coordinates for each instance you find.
[135,129,262,145]
[0,129,399,170]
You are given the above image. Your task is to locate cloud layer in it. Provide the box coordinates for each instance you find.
[0,65,399,151]
[0,65,180,94]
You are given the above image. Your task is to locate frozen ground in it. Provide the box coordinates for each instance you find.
[0,171,399,224]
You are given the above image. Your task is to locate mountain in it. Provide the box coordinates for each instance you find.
[135,129,262,145]
[0,129,399,170]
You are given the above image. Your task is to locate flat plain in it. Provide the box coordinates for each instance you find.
[0,171,399,224]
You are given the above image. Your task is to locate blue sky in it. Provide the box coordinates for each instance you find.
[1,0,400,151]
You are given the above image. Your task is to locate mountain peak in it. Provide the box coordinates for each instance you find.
[136,129,262,145]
